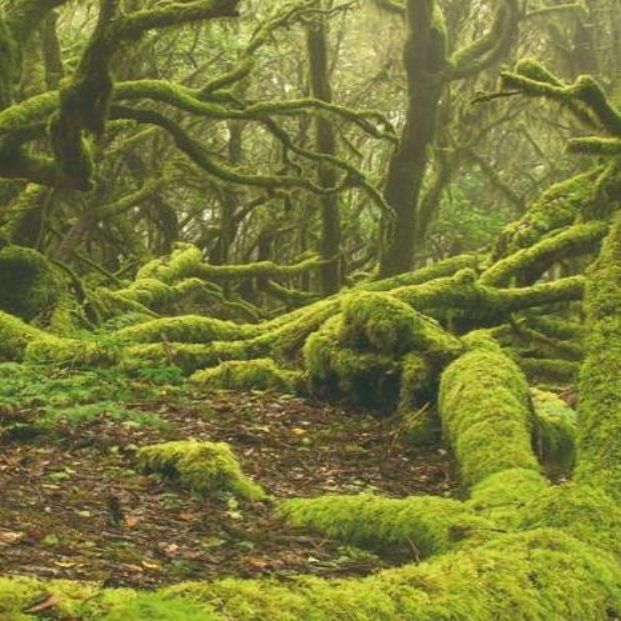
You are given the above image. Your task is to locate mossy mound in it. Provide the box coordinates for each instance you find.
[0,244,62,321]
[0,309,47,361]
[137,440,266,501]
[190,358,301,392]
[339,292,423,355]
[304,293,462,408]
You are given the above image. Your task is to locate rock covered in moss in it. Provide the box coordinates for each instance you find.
[339,292,423,355]
[137,440,266,501]
[304,294,462,408]
[304,314,400,407]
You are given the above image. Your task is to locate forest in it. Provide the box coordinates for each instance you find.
[1,0,621,619]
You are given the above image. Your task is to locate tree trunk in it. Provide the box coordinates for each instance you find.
[307,2,341,294]
[379,0,447,277]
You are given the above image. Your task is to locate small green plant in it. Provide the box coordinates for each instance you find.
[135,364,185,385]
[0,363,171,433]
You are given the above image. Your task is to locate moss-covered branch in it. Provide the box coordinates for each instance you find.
[492,168,606,259]
[439,334,541,486]
[481,221,608,287]
[112,0,240,38]
[448,0,519,81]
[501,60,621,134]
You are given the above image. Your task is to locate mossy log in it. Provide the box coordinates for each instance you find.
[190,358,302,393]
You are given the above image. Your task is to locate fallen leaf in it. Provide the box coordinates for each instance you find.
[0,530,24,545]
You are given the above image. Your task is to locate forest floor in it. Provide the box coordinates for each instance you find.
[0,366,456,589]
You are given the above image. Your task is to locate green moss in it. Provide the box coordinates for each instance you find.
[576,212,621,498]
[481,221,608,287]
[339,292,425,355]
[3,184,49,247]
[0,309,47,361]
[303,314,400,407]
[101,592,216,621]
[119,315,252,343]
[439,337,540,485]
[468,468,548,526]
[391,271,584,326]
[524,314,585,342]
[531,388,576,473]
[396,354,437,444]
[280,493,494,558]
[191,358,301,393]
[0,244,62,320]
[165,528,621,620]
[134,242,321,285]
[25,335,118,367]
[517,357,580,385]
[0,575,96,621]
[340,291,463,360]
[360,254,479,291]
[137,440,266,501]
[492,170,601,260]
[2,528,621,620]
[518,484,621,557]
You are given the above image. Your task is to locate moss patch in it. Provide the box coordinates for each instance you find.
[137,440,266,501]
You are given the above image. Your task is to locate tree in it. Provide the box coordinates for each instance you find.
[378,0,519,276]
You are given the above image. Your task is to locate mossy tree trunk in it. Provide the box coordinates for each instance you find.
[307,1,342,295]
[379,0,448,277]
[379,0,519,277]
